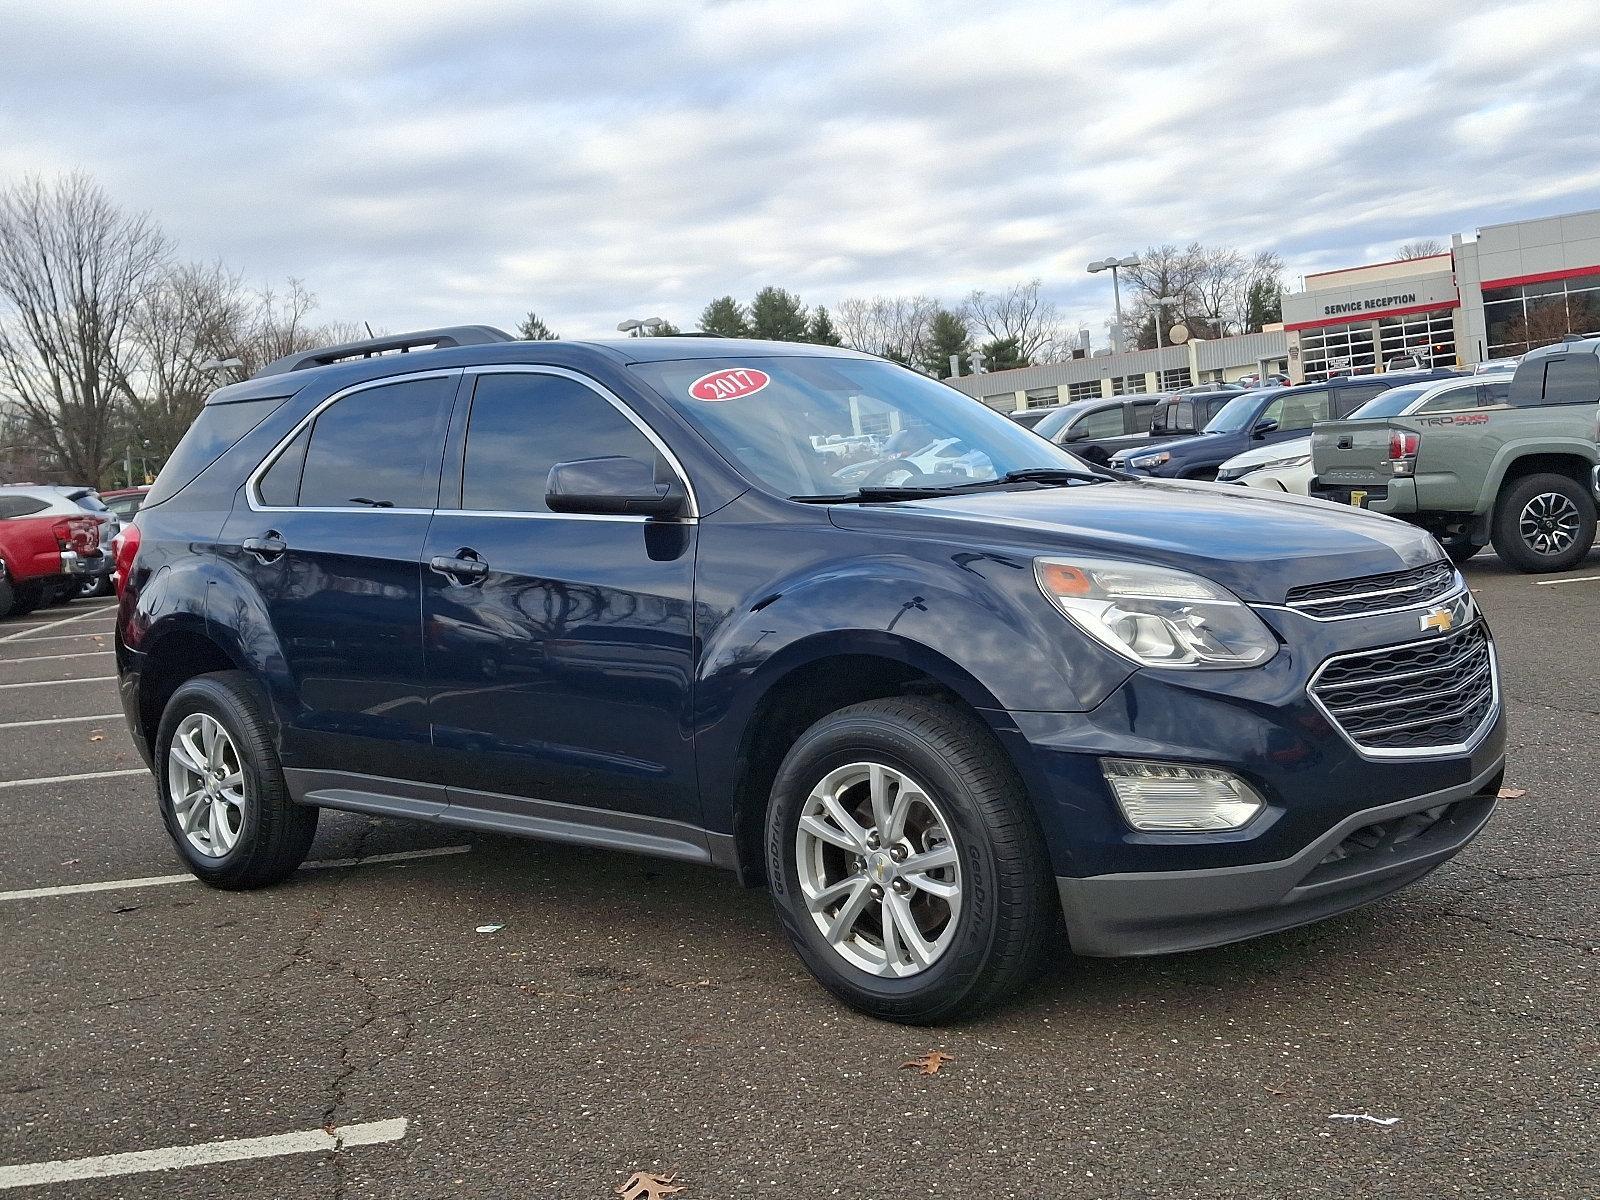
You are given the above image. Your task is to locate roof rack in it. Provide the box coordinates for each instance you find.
[253,325,515,378]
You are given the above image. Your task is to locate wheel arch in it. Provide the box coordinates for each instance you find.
[716,634,1034,887]
[1482,445,1600,515]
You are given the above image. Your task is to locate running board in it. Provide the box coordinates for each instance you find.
[283,768,723,866]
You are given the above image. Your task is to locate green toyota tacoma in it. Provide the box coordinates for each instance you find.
[1311,337,1600,572]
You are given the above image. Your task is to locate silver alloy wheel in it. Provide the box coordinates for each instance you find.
[167,712,246,858]
[794,761,962,978]
[1518,491,1582,555]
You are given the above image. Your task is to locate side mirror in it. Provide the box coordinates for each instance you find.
[1252,418,1279,438]
[1063,428,1088,443]
[545,456,686,518]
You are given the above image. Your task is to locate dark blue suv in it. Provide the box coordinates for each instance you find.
[116,329,1504,1023]
[1109,372,1458,480]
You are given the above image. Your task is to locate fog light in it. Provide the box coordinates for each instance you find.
[1100,758,1264,831]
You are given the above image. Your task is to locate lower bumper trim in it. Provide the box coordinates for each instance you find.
[1057,757,1502,957]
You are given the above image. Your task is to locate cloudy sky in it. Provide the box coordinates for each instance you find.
[5,0,1598,340]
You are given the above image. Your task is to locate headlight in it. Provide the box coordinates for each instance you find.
[1035,556,1279,669]
[1101,759,1265,831]
[1129,451,1170,469]
[1253,454,1311,473]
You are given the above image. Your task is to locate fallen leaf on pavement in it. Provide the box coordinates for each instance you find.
[903,1050,955,1076]
[88,731,104,742]
[1497,787,1527,799]
[59,858,80,866]
[475,924,504,934]
[616,1170,686,1199]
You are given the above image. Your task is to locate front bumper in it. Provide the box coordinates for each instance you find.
[1057,760,1499,955]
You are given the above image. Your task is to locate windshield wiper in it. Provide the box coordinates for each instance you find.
[999,467,1128,485]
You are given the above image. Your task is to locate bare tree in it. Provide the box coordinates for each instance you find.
[0,173,171,482]
[962,279,1063,362]
[834,294,941,362]
[1398,239,1445,260]
[1121,243,1284,348]
[119,261,252,460]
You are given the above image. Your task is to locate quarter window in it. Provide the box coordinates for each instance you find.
[461,373,665,513]
[0,495,50,519]
[291,376,456,509]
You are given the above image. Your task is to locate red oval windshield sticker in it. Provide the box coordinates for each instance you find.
[689,367,771,401]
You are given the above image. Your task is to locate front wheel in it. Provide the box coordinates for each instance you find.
[1491,472,1597,573]
[765,698,1056,1024]
[155,671,318,888]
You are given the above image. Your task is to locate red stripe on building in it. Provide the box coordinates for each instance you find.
[1284,299,1460,333]
[1478,263,1600,290]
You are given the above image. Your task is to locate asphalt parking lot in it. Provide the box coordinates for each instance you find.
[1,562,1595,1200]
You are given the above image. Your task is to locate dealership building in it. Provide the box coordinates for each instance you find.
[1283,207,1600,382]
[948,206,1600,411]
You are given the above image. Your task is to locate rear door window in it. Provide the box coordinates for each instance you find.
[1274,390,1331,432]
[1541,355,1600,405]
[1127,400,1157,433]
[293,376,456,509]
[0,495,50,519]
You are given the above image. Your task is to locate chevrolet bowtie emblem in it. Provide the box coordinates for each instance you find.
[1420,607,1454,635]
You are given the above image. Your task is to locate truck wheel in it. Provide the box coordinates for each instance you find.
[8,582,45,617]
[765,697,1056,1024]
[155,671,318,889]
[1491,473,1597,573]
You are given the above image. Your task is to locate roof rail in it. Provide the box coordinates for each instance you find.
[253,325,515,378]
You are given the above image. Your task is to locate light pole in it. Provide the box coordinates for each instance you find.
[1088,256,1140,352]
[617,317,665,338]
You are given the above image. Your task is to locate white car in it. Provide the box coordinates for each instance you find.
[1216,373,1512,495]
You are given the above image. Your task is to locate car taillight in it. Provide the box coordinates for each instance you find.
[1387,430,1420,476]
[113,523,141,598]
[52,517,96,554]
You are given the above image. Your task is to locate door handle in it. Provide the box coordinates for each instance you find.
[429,551,489,586]
[242,532,287,562]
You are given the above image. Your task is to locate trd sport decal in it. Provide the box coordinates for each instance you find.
[688,367,771,401]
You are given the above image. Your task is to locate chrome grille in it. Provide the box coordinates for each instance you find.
[1286,560,1457,619]
[1310,622,1497,754]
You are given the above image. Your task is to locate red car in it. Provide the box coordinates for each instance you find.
[0,506,103,618]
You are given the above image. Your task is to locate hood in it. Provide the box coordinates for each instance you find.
[826,479,1441,603]
[1221,436,1313,472]
[1113,431,1226,462]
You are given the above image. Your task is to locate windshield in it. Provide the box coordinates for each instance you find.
[1204,391,1277,433]
[633,356,1090,498]
[1347,384,1436,419]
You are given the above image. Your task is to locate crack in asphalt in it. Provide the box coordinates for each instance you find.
[1437,905,1597,955]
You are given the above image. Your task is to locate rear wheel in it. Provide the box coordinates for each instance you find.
[1491,472,1597,573]
[8,582,45,617]
[155,671,318,888]
[765,697,1056,1024]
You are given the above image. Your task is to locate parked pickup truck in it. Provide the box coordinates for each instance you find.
[0,503,103,617]
[1310,337,1600,572]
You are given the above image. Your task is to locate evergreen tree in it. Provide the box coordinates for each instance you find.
[749,286,810,341]
[644,319,682,336]
[978,336,1027,371]
[516,311,559,340]
[699,295,749,337]
[805,305,843,346]
[1243,280,1282,332]
[920,308,971,377]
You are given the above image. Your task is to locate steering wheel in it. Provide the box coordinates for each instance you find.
[858,459,928,487]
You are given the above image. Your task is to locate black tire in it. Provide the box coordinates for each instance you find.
[155,671,317,889]
[0,577,15,619]
[47,585,74,606]
[765,697,1056,1024]
[1440,536,1482,565]
[9,582,44,617]
[1490,472,1597,573]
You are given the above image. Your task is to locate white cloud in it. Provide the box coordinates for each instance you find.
[3,0,1598,338]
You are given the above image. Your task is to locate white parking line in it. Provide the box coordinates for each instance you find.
[0,845,473,902]
[0,768,147,790]
[0,650,113,664]
[0,712,122,729]
[0,604,116,643]
[2,630,113,644]
[0,676,116,689]
[0,1117,408,1190]
[1534,573,1600,586]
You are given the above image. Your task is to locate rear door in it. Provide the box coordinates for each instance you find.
[220,370,461,783]
[421,367,702,841]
